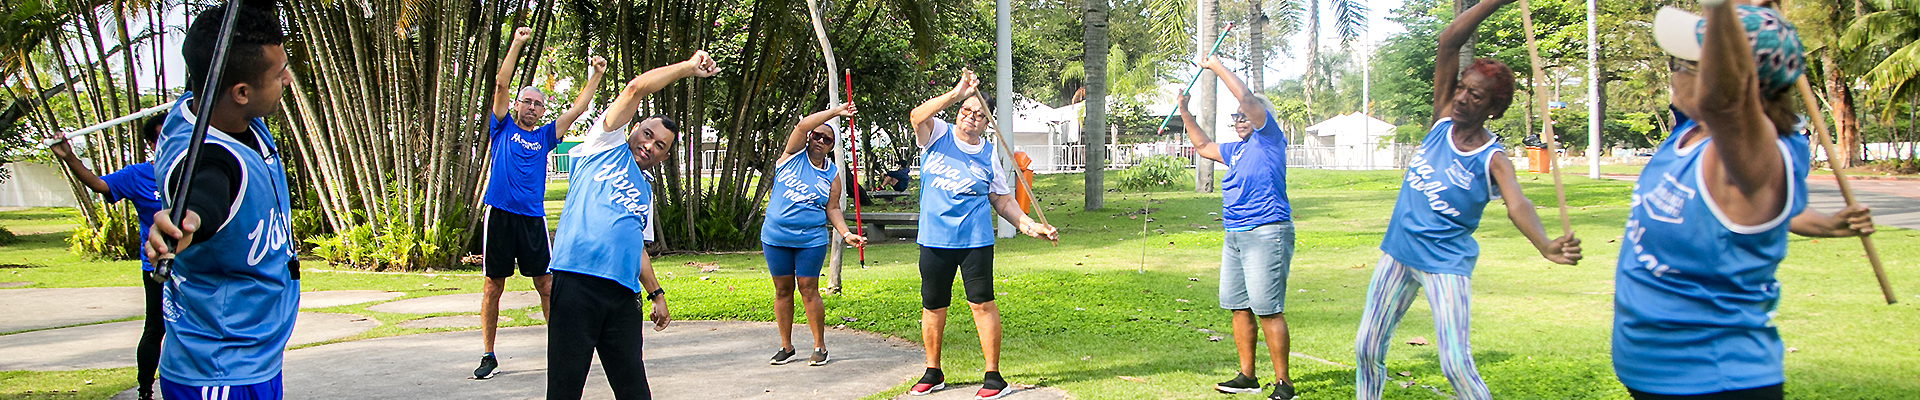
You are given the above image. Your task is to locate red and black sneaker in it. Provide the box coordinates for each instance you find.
[975,371,1012,400]
[908,368,945,396]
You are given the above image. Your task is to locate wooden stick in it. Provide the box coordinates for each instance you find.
[1519,0,1574,237]
[1794,76,1897,304]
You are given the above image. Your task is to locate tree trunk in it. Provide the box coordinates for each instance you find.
[1249,0,1266,90]
[1084,0,1109,210]
[1822,50,1863,168]
[1194,0,1219,193]
[1305,0,1319,107]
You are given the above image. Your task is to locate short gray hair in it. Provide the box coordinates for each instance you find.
[517,86,546,100]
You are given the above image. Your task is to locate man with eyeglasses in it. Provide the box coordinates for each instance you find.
[473,26,607,380]
[1177,57,1299,399]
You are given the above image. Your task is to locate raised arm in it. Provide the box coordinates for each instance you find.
[1489,153,1582,265]
[48,141,110,194]
[491,27,534,120]
[553,56,608,139]
[1178,94,1223,163]
[1200,56,1269,130]
[786,103,857,156]
[1433,0,1515,122]
[1693,1,1787,222]
[599,51,721,133]
[911,70,977,147]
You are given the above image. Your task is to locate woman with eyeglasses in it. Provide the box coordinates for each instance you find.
[1174,57,1299,400]
[1351,1,1583,399]
[1614,3,1872,399]
[761,102,868,367]
[903,69,1057,400]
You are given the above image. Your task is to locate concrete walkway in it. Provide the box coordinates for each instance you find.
[366,291,542,314]
[300,290,404,309]
[1808,179,1920,230]
[0,312,376,371]
[0,287,143,334]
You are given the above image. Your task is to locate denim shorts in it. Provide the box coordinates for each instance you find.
[1219,221,1295,316]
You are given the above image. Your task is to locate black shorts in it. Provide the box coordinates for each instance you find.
[484,207,551,278]
[919,245,994,310]
[1628,384,1782,400]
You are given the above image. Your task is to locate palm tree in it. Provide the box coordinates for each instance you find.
[1085,0,1111,210]
[1844,0,1920,103]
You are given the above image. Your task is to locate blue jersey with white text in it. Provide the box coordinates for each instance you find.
[550,115,657,293]
[101,163,162,271]
[762,152,838,248]
[153,94,299,387]
[1218,110,1292,231]
[484,114,559,217]
[1612,109,1810,395]
[916,118,1010,249]
[1378,118,1504,276]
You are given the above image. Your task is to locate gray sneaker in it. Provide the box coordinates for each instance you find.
[808,348,830,366]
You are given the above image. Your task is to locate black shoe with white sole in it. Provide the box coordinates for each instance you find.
[1215,372,1260,394]
[908,368,945,395]
[1267,381,1297,400]
[808,348,830,366]
[474,353,498,379]
[770,347,799,365]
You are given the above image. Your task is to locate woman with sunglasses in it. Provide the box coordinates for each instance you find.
[904,69,1057,400]
[1352,1,1583,398]
[1615,3,1872,398]
[762,102,867,367]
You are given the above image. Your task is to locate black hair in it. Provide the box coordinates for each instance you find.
[641,115,682,134]
[893,159,911,168]
[183,2,285,98]
[140,112,167,145]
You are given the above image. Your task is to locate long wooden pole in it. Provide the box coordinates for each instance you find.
[1795,76,1897,304]
[1519,0,1574,236]
[972,92,1055,246]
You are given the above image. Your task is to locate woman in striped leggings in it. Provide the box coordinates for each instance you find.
[1353,0,1582,398]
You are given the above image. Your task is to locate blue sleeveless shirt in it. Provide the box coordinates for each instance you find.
[917,118,1010,249]
[1378,118,1505,276]
[153,94,300,387]
[1611,110,1810,395]
[550,116,658,294]
[762,152,838,248]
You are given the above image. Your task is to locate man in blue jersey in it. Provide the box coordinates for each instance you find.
[473,26,608,380]
[1175,57,1300,400]
[1617,4,1875,399]
[143,2,299,399]
[544,50,717,400]
[50,114,166,399]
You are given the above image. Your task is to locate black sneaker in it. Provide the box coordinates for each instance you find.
[975,371,1012,399]
[473,353,498,379]
[1214,372,1260,394]
[908,368,945,395]
[808,348,830,366]
[1267,381,1297,400]
[770,347,798,365]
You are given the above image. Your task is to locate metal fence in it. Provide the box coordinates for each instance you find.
[547,142,1421,179]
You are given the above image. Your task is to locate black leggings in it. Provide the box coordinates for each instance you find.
[919,246,995,310]
[1628,384,1783,400]
[138,275,164,396]
[546,271,651,400]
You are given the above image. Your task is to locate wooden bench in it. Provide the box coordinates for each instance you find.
[869,190,912,202]
[848,212,917,242]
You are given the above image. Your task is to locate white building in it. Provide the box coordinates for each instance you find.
[1296,112,1399,170]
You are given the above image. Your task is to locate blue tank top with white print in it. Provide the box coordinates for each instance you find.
[550,117,658,294]
[762,152,838,248]
[1612,109,1810,395]
[153,94,299,387]
[917,120,1002,249]
[1378,118,1504,276]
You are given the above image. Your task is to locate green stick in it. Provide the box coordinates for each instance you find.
[1153,22,1238,135]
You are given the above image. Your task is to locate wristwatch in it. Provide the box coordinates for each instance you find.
[647,287,665,301]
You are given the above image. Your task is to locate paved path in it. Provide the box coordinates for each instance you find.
[0,287,143,334]
[366,291,542,314]
[0,312,376,371]
[300,290,404,309]
[139,321,954,400]
[1599,174,1920,230]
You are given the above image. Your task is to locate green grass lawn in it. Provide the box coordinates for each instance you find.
[3,169,1918,399]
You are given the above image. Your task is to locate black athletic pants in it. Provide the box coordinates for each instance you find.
[547,271,651,400]
[138,275,164,397]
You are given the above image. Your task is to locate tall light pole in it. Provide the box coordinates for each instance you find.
[1586,0,1599,178]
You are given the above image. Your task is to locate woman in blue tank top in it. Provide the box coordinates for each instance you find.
[1353,1,1584,399]
[1616,4,1874,399]
[760,103,868,366]
[901,69,1058,400]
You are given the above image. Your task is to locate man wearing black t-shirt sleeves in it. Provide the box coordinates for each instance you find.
[474,26,607,379]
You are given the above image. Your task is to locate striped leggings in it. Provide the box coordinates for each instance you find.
[1354,254,1488,400]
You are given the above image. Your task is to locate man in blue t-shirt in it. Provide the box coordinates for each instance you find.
[144,3,299,399]
[882,159,912,191]
[544,50,718,400]
[1176,57,1299,400]
[472,27,608,380]
[49,114,166,399]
